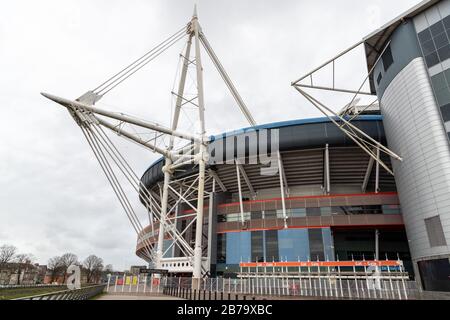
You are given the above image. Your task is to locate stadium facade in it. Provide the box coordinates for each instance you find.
[136,0,450,292]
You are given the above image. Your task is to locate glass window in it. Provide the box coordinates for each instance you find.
[265,230,279,262]
[320,207,332,216]
[424,215,447,247]
[264,210,277,219]
[251,211,262,220]
[430,21,445,37]
[226,231,251,264]
[418,28,432,43]
[290,207,306,217]
[308,229,324,261]
[381,45,394,72]
[431,72,447,92]
[276,209,286,219]
[425,52,440,67]
[376,72,382,85]
[440,104,450,122]
[422,39,437,55]
[251,231,264,262]
[382,204,401,215]
[444,68,450,83]
[225,213,239,222]
[306,207,320,216]
[331,206,346,215]
[322,228,334,261]
[424,39,438,57]
[433,32,449,49]
[162,239,173,258]
[278,229,309,261]
[217,234,226,263]
[435,87,450,106]
[444,15,450,30]
[437,44,450,62]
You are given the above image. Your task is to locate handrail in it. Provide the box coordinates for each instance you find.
[13,284,106,300]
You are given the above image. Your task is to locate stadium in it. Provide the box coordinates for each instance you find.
[43,0,450,295]
[133,0,450,293]
[135,112,411,277]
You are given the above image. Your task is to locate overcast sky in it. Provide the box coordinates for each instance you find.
[0,0,419,271]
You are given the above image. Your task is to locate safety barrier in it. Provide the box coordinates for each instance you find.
[14,284,106,300]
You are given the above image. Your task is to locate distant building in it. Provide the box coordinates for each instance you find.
[0,263,45,285]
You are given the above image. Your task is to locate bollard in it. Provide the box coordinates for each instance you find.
[228,293,231,300]
[215,291,217,300]
[209,290,211,300]
[194,289,197,300]
[220,292,223,300]
[203,290,206,300]
[189,289,192,300]
[243,295,247,300]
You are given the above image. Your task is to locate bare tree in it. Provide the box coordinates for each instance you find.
[14,253,35,285]
[60,253,78,282]
[104,264,114,272]
[0,245,17,265]
[83,255,103,284]
[48,256,64,283]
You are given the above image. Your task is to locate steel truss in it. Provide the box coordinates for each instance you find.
[291,40,402,176]
[42,7,256,289]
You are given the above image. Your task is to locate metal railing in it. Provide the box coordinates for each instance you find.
[162,276,421,300]
[13,284,106,300]
[0,284,64,289]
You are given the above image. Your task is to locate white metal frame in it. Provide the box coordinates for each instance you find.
[42,7,257,289]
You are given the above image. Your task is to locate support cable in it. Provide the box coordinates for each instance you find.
[96,32,187,96]
[93,26,187,93]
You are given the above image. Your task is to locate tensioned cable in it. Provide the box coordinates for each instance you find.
[80,119,157,258]
[83,126,155,258]
[95,31,187,96]
[88,127,161,258]
[93,25,187,93]
[90,121,195,257]
[79,123,155,259]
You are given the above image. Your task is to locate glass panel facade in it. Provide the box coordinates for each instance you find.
[416,13,450,143]
[217,204,399,221]
[251,231,264,262]
[221,228,335,264]
[278,229,309,261]
[308,229,325,261]
[418,19,450,68]
[225,231,251,264]
[265,230,279,261]
[322,228,334,261]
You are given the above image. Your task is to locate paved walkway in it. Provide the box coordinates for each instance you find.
[97,294,183,300]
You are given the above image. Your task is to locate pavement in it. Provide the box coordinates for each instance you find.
[97,294,183,300]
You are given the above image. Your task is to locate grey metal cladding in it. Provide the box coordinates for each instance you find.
[380,57,450,261]
[425,215,447,247]
[373,20,423,99]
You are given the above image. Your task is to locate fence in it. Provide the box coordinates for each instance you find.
[14,284,106,300]
[105,273,168,295]
[0,284,64,289]
[162,276,419,300]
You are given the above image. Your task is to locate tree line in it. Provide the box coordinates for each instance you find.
[1,244,113,284]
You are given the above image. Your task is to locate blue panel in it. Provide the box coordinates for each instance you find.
[162,239,173,258]
[278,229,309,261]
[322,228,335,261]
[226,232,251,264]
